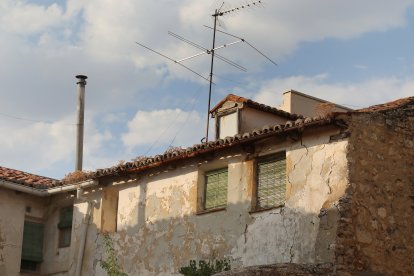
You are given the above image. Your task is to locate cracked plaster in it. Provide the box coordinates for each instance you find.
[73,128,348,275]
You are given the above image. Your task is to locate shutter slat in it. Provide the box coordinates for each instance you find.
[205,168,228,210]
[58,206,73,229]
[256,154,286,209]
[22,221,44,262]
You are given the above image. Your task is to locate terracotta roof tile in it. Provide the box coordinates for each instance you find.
[210,93,301,120]
[0,166,55,189]
[356,96,414,113]
[61,115,335,184]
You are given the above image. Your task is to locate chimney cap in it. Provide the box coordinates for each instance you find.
[75,75,88,80]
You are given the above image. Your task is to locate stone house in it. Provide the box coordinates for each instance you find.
[0,91,413,275]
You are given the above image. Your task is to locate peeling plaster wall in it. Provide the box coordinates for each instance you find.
[0,187,47,276]
[232,130,348,267]
[75,128,348,275]
[73,190,102,276]
[336,104,414,275]
[0,189,76,276]
[42,194,75,275]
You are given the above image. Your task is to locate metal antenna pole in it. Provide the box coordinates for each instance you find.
[136,0,269,143]
[205,10,219,143]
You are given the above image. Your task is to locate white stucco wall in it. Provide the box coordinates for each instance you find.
[0,187,77,276]
[42,194,75,275]
[218,111,239,139]
[279,90,351,117]
[240,107,287,134]
[0,188,47,276]
[216,107,288,139]
[74,127,349,275]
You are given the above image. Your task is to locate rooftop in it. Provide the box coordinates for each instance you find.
[1,95,413,191]
[0,166,55,188]
[210,93,302,120]
[356,96,414,113]
[60,115,336,185]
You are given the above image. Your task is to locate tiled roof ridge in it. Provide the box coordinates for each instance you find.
[62,115,335,185]
[0,166,56,189]
[210,93,302,120]
[356,96,414,113]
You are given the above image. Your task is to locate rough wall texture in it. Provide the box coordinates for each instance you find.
[42,194,75,275]
[76,128,348,275]
[215,263,334,276]
[336,103,414,275]
[0,188,47,276]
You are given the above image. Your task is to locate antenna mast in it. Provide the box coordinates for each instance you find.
[205,9,219,143]
[135,0,275,144]
[204,0,265,142]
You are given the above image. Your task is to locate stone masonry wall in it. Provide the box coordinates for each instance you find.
[336,103,414,275]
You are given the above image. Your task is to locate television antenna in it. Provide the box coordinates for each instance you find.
[135,0,277,143]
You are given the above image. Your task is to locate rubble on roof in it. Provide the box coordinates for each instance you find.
[63,115,335,184]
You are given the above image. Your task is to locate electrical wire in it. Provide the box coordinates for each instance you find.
[142,83,205,155]
[165,83,205,149]
[0,111,76,126]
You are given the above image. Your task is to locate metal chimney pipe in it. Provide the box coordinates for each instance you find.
[75,75,87,171]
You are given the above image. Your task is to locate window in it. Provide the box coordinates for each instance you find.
[204,168,228,210]
[21,221,44,272]
[255,153,286,209]
[58,206,73,248]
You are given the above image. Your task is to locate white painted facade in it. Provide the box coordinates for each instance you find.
[0,92,351,275]
[74,127,348,275]
[278,90,352,117]
[0,188,75,276]
[0,129,348,275]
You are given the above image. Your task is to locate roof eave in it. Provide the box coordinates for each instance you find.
[0,179,99,196]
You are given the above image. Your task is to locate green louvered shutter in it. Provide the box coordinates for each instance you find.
[21,221,44,262]
[204,168,228,210]
[58,206,73,229]
[256,154,286,209]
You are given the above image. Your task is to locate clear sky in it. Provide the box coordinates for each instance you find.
[1,0,413,178]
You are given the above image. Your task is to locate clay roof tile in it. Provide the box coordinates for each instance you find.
[356,96,414,113]
[0,166,55,188]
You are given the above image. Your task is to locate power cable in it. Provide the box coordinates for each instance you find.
[0,111,76,126]
[165,83,205,149]
[142,83,205,155]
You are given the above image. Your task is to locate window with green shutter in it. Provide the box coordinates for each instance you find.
[204,168,228,210]
[58,206,73,248]
[21,221,44,263]
[256,153,286,209]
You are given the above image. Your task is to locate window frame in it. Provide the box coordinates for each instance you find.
[215,108,240,140]
[58,206,73,248]
[202,167,229,212]
[252,152,286,212]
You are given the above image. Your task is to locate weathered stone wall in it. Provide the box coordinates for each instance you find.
[215,263,334,276]
[336,103,414,275]
[76,127,348,275]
